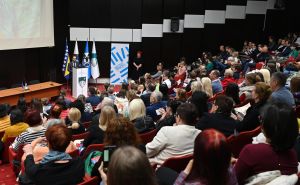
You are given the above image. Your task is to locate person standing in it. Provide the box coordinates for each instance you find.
[132,51,144,80]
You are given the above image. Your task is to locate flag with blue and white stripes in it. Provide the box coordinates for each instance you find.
[62,38,71,80]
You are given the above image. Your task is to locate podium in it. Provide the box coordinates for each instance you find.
[72,67,88,98]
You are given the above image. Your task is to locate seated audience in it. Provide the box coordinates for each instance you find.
[83,106,116,148]
[1,108,29,143]
[59,89,72,108]
[221,69,236,89]
[141,83,156,107]
[86,87,101,106]
[146,91,167,121]
[224,83,240,105]
[67,108,85,135]
[77,94,93,115]
[201,77,213,98]
[196,95,237,137]
[175,88,187,103]
[270,72,295,107]
[156,100,182,131]
[129,99,154,133]
[146,103,201,165]
[209,70,223,95]
[174,61,187,85]
[22,124,84,185]
[0,104,10,132]
[190,81,203,94]
[239,73,262,100]
[190,91,209,119]
[290,76,300,105]
[11,110,46,151]
[114,89,129,116]
[162,70,172,89]
[185,70,197,92]
[234,102,299,184]
[236,82,271,132]
[158,129,237,185]
[21,121,76,164]
[151,62,163,79]
[99,146,157,185]
[17,97,28,114]
[29,98,43,114]
[159,84,169,101]
[44,104,63,127]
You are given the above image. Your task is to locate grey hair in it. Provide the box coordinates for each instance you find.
[151,91,163,102]
[47,119,64,129]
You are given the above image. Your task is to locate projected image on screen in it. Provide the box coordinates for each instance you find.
[0,0,41,39]
[0,0,54,50]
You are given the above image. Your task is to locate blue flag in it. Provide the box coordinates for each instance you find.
[82,40,91,79]
[62,38,71,80]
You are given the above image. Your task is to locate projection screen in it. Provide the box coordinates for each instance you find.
[0,0,54,50]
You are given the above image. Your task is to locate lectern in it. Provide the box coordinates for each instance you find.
[72,67,88,98]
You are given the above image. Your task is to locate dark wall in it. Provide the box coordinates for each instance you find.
[0,0,298,88]
[0,0,69,88]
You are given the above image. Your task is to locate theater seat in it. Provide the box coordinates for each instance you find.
[77,176,99,185]
[227,126,261,158]
[72,132,90,141]
[139,129,157,144]
[160,154,193,173]
[1,137,16,163]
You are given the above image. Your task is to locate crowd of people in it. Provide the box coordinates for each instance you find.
[0,32,300,185]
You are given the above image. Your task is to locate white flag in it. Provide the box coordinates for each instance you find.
[91,40,100,79]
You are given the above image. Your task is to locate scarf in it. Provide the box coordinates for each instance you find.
[40,150,72,164]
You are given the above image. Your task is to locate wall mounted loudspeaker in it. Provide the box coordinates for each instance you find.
[171,17,180,32]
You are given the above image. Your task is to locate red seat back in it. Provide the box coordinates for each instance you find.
[227,126,261,158]
[161,154,193,173]
[139,129,158,144]
[77,176,100,185]
[8,144,24,174]
[1,137,16,163]
[72,132,90,141]
[83,122,91,129]
[82,144,105,160]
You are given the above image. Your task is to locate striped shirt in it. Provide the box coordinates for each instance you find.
[11,125,46,151]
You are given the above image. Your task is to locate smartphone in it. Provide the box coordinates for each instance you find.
[103,145,117,172]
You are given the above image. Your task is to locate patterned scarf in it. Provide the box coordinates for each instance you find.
[40,150,72,164]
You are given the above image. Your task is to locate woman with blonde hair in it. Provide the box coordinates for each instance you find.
[67,108,85,135]
[190,81,203,94]
[201,77,213,98]
[83,106,116,147]
[129,98,154,133]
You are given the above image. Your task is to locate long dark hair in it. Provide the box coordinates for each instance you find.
[225,83,240,105]
[187,129,231,185]
[261,102,298,152]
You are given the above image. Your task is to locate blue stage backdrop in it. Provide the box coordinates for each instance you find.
[110,43,129,85]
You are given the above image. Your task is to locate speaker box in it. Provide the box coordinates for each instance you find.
[171,17,180,32]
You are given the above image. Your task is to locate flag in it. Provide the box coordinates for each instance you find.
[72,40,80,68]
[82,39,91,79]
[91,40,100,79]
[62,38,71,80]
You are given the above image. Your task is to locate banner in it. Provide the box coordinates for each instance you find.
[110,43,129,85]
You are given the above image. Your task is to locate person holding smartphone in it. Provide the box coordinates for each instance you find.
[99,146,157,185]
